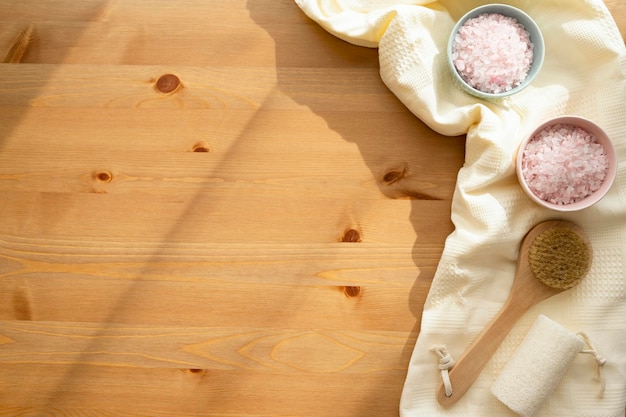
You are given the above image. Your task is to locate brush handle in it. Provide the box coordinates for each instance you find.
[436,300,526,407]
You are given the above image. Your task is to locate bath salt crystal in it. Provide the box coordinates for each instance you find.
[521,124,610,205]
[452,13,534,94]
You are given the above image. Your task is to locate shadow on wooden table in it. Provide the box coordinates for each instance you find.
[0,1,464,414]
[247,0,464,414]
[0,1,172,413]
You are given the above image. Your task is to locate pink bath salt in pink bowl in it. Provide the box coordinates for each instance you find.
[447,4,544,99]
[516,116,617,212]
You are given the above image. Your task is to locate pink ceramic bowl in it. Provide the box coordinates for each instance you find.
[516,116,617,212]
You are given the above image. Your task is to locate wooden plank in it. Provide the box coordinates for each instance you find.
[0,64,401,110]
[0,20,377,68]
[0,107,462,197]
[0,0,290,25]
[0,238,438,330]
[0,363,406,416]
[0,192,452,243]
[0,280,431,332]
[0,0,117,22]
[0,0,379,68]
[0,320,412,372]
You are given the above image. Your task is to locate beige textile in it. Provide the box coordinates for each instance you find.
[295,0,626,415]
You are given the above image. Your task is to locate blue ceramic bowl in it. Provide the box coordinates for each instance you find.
[447,4,545,99]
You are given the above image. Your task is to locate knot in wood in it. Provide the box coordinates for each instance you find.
[191,142,211,153]
[344,286,361,298]
[382,164,408,185]
[341,229,361,243]
[184,368,206,376]
[93,170,113,183]
[155,74,181,94]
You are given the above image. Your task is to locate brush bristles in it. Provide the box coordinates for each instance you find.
[529,226,591,290]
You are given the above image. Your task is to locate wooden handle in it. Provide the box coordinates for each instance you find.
[436,301,526,407]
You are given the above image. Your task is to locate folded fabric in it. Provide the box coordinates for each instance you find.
[295,1,626,416]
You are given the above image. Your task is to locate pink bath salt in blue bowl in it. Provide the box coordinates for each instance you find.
[447,4,544,99]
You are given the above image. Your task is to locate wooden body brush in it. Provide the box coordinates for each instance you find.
[436,220,592,407]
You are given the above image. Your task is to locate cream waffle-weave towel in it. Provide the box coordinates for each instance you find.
[295,1,626,416]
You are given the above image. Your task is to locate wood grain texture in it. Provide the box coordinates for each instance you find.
[0,1,623,416]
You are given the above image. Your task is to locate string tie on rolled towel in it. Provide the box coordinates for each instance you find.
[577,332,607,399]
[431,345,455,397]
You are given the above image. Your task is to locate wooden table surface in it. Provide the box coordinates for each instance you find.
[0,1,623,416]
